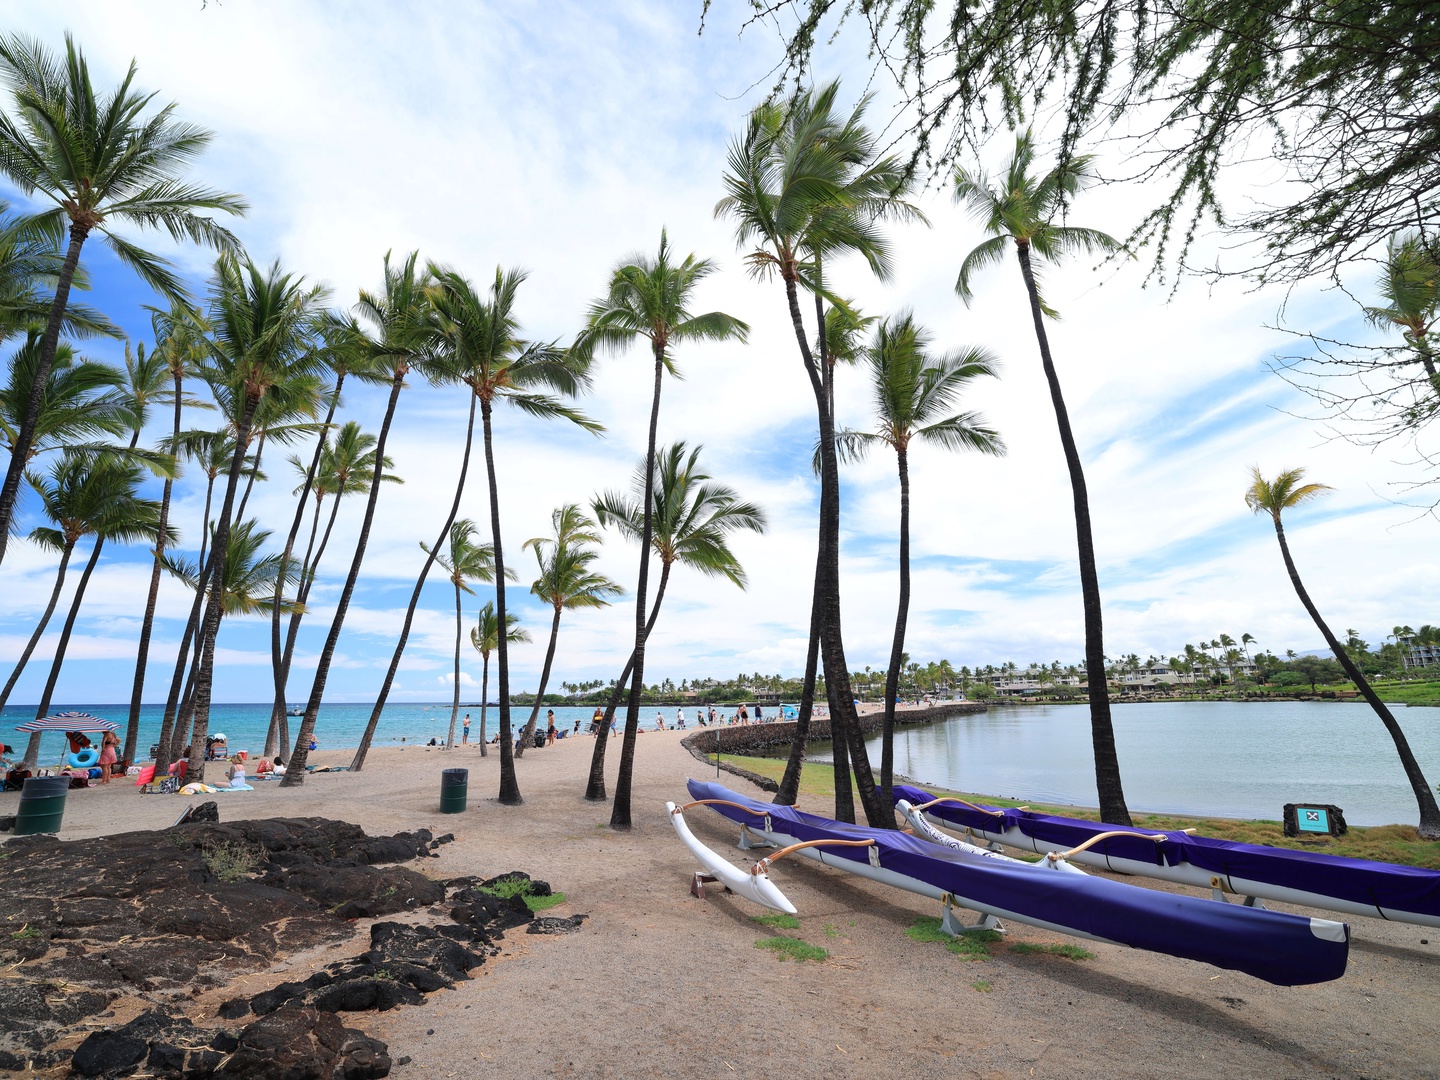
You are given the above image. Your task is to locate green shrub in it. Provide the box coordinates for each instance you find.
[750,912,801,929]
[1010,942,1094,960]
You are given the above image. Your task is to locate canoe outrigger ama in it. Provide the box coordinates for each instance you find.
[670,779,1350,987]
[894,783,1440,929]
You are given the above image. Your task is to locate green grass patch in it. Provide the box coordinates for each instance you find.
[1010,942,1094,961]
[970,980,993,992]
[479,874,567,912]
[202,840,261,883]
[823,923,842,938]
[714,757,1440,870]
[750,912,801,930]
[906,916,1002,960]
[10,924,41,940]
[755,936,828,961]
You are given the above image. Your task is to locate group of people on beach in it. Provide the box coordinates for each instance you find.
[583,703,777,736]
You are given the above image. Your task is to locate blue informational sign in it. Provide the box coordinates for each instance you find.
[1297,807,1331,834]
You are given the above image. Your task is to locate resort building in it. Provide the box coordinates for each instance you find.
[1401,638,1440,670]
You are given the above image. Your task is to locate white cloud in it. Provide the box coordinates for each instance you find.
[1,1,1433,710]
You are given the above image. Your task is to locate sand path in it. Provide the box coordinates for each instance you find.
[25,730,1440,1079]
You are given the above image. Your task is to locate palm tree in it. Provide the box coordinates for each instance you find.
[19,453,161,767]
[164,518,302,631]
[1364,231,1438,381]
[584,440,766,794]
[470,601,530,757]
[283,252,436,786]
[121,309,209,764]
[422,520,501,752]
[834,311,1004,808]
[1246,466,1440,838]
[404,266,599,805]
[573,231,747,826]
[0,332,133,465]
[274,421,399,758]
[954,130,1133,826]
[2,451,176,715]
[716,81,916,826]
[152,429,262,774]
[265,315,363,756]
[187,255,326,782]
[0,32,245,561]
[0,198,119,344]
[515,505,622,755]
[348,260,529,774]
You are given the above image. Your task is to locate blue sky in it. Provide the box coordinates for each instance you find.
[1,1,1435,706]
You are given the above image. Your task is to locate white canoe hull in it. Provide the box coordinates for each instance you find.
[667,801,797,914]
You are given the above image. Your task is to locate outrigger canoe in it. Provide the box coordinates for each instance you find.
[680,779,1349,986]
[895,783,1440,928]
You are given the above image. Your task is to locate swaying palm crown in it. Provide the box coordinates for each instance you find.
[1244,466,1333,521]
[1362,232,1438,377]
[955,131,1123,317]
[836,313,1004,463]
[524,504,620,613]
[1,333,131,459]
[0,33,245,561]
[593,440,766,587]
[164,518,302,619]
[424,519,499,595]
[0,200,117,342]
[470,600,530,758]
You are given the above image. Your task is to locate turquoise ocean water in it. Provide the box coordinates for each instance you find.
[1,701,632,764]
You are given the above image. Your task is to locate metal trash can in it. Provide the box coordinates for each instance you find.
[440,767,468,814]
[15,775,71,835]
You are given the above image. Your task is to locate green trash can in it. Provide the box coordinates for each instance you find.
[440,767,468,814]
[15,775,71,835]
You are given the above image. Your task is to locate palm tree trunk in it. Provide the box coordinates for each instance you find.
[517,605,564,755]
[352,392,477,772]
[187,393,261,784]
[268,376,343,759]
[609,344,666,829]
[124,370,184,765]
[270,490,340,756]
[881,446,911,812]
[1272,517,1440,837]
[445,579,464,749]
[234,430,265,523]
[479,653,490,757]
[481,398,522,805]
[284,372,406,785]
[782,273,886,827]
[584,561,671,800]
[0,223,89,565]
[1015,241,1131,827]
[0,541,75,712]
[22,537,105,768]
[777,294,832,807]
[156,466,217,770]
[826,657,854,823]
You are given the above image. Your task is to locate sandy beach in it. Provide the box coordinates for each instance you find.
[16,730,1440,1080]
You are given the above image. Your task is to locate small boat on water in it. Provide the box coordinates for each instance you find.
[894,782,1440,928]
[287,706,304,716]
[677,779,1349,986]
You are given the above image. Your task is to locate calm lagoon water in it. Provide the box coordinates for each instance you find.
[809,700,1440,827]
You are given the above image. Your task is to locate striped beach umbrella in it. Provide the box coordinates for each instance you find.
[14,711,118,733]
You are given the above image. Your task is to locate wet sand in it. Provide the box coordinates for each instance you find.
[18,731,1440,1079]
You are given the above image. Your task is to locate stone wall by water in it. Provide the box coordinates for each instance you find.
[679,701,985,791]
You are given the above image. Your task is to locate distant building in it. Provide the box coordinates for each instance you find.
[1401,637,1440,670]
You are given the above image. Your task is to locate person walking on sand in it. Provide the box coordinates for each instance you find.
[590,705,604,735]
[462,713,471,744]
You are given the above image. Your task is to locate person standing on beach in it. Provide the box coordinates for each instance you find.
[462,714,471,745]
